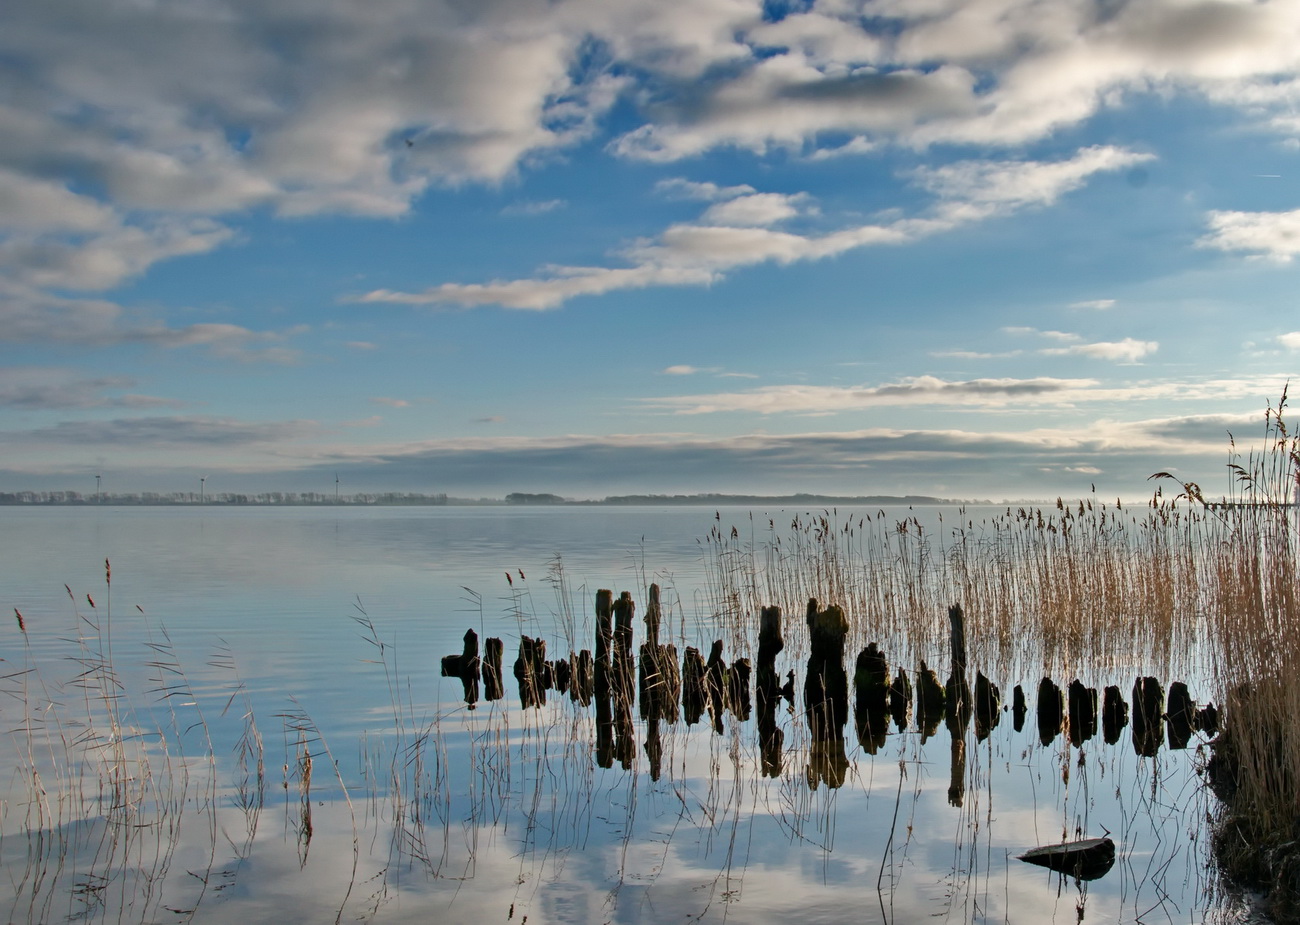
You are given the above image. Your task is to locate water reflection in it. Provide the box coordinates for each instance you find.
[0,509,1246,924]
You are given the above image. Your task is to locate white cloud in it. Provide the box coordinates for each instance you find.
[662,365,698,375]
[641,375,1102,415]
[370,397,410,407]
[639,373,1271,416]
[1042,337,1159,364]
[700,192,810,227]
[910,146,1155,222]
[0,219,234,292]
[1069,299,1116,310]
[1279,332,1300,351]
[359,146,1142,310]
[654,178,757,201]
[1198,209,1300,262]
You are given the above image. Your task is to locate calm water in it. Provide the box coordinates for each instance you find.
[0,505,1246,923]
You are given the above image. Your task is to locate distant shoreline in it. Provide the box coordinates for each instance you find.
[1,490,996,507]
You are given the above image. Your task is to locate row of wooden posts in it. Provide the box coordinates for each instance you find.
[441,589,1217,782]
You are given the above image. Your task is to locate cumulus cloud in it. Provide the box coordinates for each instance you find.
[700,191,811,227]
[1280,332,1300,350]
[1198,209,1300,262]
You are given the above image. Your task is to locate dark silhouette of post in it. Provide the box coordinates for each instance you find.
[440,628,481,708]
[803,598,849,742]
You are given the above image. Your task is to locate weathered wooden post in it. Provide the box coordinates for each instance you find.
[755,605,784,778]
[974,671,1001,741]
[804,598,849,742]
[1167,681,1195,750]
[945,604,972,732]
[1102,685,1128,744]
[440,628,481,708]
[755,606,784,719]
[854,642,889,753]
[595,589,613,698]
[1037,677,1064,746]
[944,604,972,806]
[1132,676,1164,757]
[554,657,571,696]
[639,584,666,721]
[612,591,636,707]
[513,636,548,708]
[705,640,727,734]
[1012,684,1026,732]
[1196,701,1219,736]
[727,658,752,721]
[916,661,946,739]
[681,646,706,726]
[572,649,594,705]
[483,636,504,702]
[1068,680,1098,746]
[889,667,912,732]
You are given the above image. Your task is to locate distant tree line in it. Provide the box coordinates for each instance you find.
[0,491,450,506]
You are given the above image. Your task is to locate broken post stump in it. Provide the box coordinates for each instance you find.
[974,672,1001,741]
[854,642,889,752]
[705,640,727,734]
[595,589,613,698]
[804,598,849,742]
[440,628,481,709]
[889,667,912,732]
[572,649,594,705]
[513,636,548,708]
[1102,685,1128,744]
[682,646,706,726]
[1132,676,1164,757]
[755,605,784,721]
[1068,680,1098,747]
[916,661,946,738]
[1037,677,1064,747]
[945,604,972,733]
[612,591,636,706]
[1167,680,1195,750]
[483,636,504,702]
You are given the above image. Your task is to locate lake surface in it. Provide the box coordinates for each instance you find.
[0,504,1250,923]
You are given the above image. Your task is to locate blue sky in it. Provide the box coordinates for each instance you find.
[3,0,1300,501]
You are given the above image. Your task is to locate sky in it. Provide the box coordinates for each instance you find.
[3,0,1300,502]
